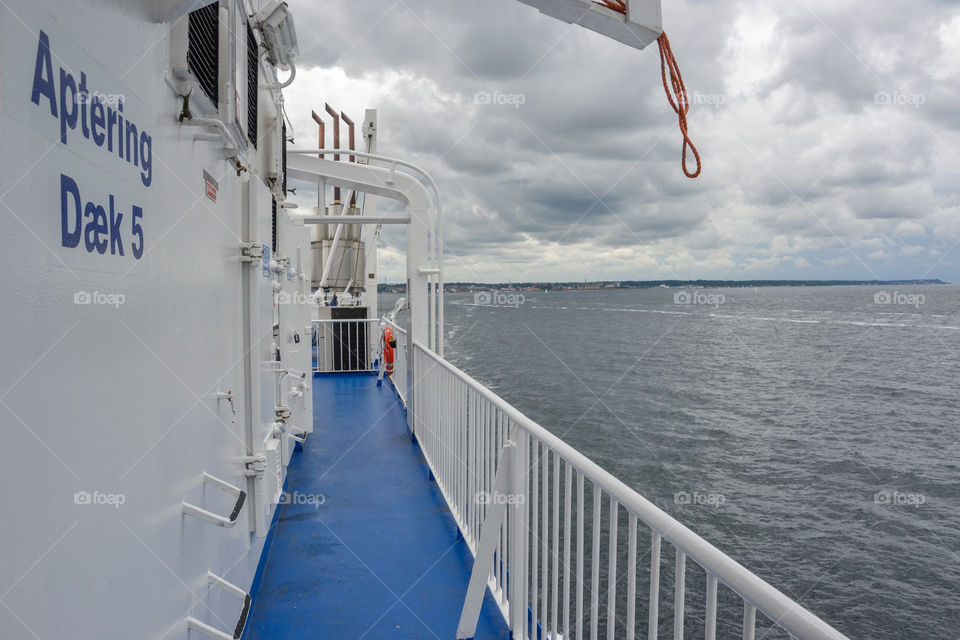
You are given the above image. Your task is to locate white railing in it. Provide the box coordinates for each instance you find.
[383,318,409,407]
[312,319,379,373]
[411,342,849,640]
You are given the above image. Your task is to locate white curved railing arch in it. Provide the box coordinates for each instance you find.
[288,148,445,357]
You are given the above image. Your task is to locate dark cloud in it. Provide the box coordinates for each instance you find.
[285,0,960,281]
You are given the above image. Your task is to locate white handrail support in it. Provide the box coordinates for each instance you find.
[456,441,518,639]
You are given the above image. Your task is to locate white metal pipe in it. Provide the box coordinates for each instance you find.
[518,432,529,640]
[186,617,234,640]
[576,474,585,640]
[591,484,600,640]
[263,62,296,89]
[287,149,443,228]
[501,415,507,593]
[319,208,344,289]
[706,574,718,640]
[607,496,618,640]
[649,532,661,640]
[207,571,247,600]
[627,515,637,640]
[437,183,444,358]
[179,117,239,153]
[302,215,410,224]
[674,550,686,640]
[429,273,435,351]
[743,603,757,640]
[427,183,435,353]
[541,449,549,635]
[551,451,560,640]
[563,462,572,640]
[531,442,539,637]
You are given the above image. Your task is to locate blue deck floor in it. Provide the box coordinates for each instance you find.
[243,373,510,640]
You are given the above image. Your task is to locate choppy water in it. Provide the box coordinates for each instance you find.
[388,284,960,639]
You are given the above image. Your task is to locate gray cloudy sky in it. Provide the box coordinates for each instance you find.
[283,0,960,283]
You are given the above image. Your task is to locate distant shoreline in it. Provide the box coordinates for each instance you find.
[379,279,948,293]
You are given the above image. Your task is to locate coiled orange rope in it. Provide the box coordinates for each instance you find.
[656,31,701,178]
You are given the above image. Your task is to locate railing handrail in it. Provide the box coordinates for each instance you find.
[312,318,379,374]
[383,318,407,335]
[412,340,848,640]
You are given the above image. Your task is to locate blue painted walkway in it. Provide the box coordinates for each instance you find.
[243,373,510,640]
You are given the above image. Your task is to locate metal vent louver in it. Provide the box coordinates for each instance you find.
[281,120,287,194]
[247,23,258,148]
[271,196,277,252]
[187,4,219,105]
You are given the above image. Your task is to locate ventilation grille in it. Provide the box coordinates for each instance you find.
[281,121,287,195]
[246,23,258,148]
[271,197,277,252]
[187,4,219,106]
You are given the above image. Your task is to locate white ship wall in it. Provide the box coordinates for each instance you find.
[0,1,302,637]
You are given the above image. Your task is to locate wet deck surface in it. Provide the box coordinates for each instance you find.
[243,373,509,639]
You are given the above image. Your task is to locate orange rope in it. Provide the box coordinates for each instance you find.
[594,0,627,11]
[657,31,701,178]
[588,5,702,178]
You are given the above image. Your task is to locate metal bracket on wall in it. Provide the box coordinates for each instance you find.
[182,472,247,528]
[242,454,267,477]
[240,243,264,262]
[185,572,251,640]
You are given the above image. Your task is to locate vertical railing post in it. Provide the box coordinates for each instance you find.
[510,429,528,638]
[626,515,637,640]
[406,200,429,434]
[705,574,718,640]
[743,602,756,640]
[648,532,661,640]
[674,550,686,640]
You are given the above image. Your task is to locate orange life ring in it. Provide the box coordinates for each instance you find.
[383,327,396,375]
